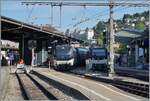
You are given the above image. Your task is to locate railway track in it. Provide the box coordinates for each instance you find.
[67,71,149,98]
[16,69,148,99]
[111,80,149,98]
[15,73,57,100]
[16,71,89,100]
[31,70,89,100]
[114,68,149,81]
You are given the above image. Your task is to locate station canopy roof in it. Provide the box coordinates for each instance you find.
[1,16,83,43]
[115,28,148,45]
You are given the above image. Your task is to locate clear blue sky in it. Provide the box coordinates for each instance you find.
[1,0,149,32]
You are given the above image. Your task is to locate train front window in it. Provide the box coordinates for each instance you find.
[91,48,106,59]
[55,45,74,60]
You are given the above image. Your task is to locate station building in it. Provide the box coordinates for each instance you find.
[115,28,149,68]
[1,16,82,66]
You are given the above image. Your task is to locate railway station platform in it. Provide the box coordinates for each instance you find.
[33,67,148,100]
[0,67,10,99]
[1,66,149,100]
[70,67,149,85]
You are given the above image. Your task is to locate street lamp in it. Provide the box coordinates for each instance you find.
[127,45,130,66]
[127,45,130,54]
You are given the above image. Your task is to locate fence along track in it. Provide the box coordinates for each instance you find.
[16,73,57,100]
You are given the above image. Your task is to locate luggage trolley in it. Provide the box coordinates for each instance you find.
[15,59,29,73]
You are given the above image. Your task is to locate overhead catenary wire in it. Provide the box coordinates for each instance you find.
[55,0,149,28]
[21,0,149,28]
[20,0,149,78]
[25,4,36,24]
[22,0,149,3]
[70,0,149,28]
[60,5,62,27]
[22,1,149,7]
[63,6,149,31]
[51,5,53,25]
[68,6,110,28]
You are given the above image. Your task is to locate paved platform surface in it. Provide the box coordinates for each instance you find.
[4,73,24,100]
[0,67,10,99]
[0,66,24,100]
[33,67,148,101]
[71,67,149,85]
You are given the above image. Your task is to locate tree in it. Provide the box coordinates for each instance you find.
[65,29,70,35]
[94,21,106,35]
[85,27,89,32]
[65,29,70,34]
[96,34,104,46]
[134,13,141,17]
[123,14,132,23]
[115,44,128,54]
[135,21,145,30]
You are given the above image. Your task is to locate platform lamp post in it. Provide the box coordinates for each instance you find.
[28,40,37,72]
[108,0,115,77]
[127,45,130,67]
[48,46,52,71]
[50,40,58,70]
[31,48,35,71]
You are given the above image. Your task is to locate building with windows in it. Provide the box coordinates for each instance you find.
[86,29,94,40]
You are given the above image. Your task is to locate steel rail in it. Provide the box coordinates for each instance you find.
[25,73,58,100]
[16,73,58,100]
[31,70,90,100]
[15,73,32,100]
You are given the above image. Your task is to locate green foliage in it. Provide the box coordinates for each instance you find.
[115,20,124,29]
[93,21,107,45]
[94,21,106,35]
[123,14,132,20]
[142,11,149,20]
[122,11,149,30]
[135,21,145,30]
[65,29,70,34]
[96,34,104,46]
[115,44,128,54]
[94,11,149,33]
[133,11,149,19]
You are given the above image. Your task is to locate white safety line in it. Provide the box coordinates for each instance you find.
[92,81,140,101]
[45,73,110,101]
[59,72,140,101]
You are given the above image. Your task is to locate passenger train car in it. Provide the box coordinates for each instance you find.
[88,47,109,72]
[75,47,89,67]
[53,44,77,71]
